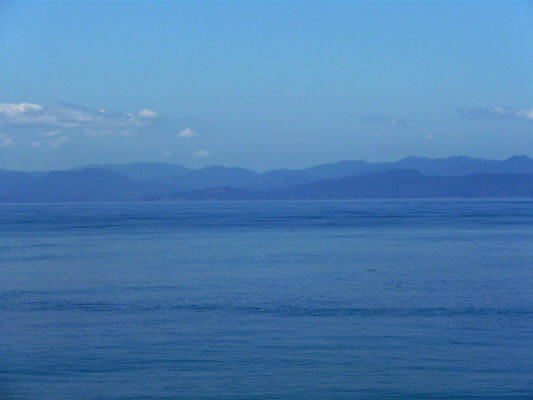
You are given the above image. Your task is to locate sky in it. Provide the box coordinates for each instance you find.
[1,0,533,171]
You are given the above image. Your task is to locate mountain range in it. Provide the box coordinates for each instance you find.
[2,155,533,202]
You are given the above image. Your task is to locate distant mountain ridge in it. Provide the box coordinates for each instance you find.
[0,168,143,202]
[76,162,190,181]
[261,155,533,184]
[79,154,533,192]
[159,170,533,201]
[2,155,533,202]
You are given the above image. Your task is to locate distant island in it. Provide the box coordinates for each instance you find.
[2,155,533,202]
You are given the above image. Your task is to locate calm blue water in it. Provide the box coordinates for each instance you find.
[1,200,533,399]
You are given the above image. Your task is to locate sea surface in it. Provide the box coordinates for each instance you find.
[1,200,533,399]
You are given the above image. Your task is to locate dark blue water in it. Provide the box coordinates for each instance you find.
[1,200,533,399]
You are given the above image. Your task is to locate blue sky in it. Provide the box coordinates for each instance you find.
[1,0,533,171]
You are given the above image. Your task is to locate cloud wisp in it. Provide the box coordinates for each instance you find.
[192,149,211,158]
[138,109,160,119]
[361,114,408,129]
[0,133,14,148]
[48,135,70,150]
[456,107,533,121]
[177,128,198,138]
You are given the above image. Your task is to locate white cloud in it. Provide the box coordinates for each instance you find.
[30,141,42,148]
[457,107,533,121]
[0,102,161,136]
[177,127,198,138]
[192,149,210,158]
[426,133,434,140]
[161,151,172,158]
[361,114,407,129]
[0,134,14,148]
[138,109,160,119]
[515,109,533,120]
[0,102,42,117]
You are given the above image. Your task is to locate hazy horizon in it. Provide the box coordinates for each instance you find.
[2,153,533,173]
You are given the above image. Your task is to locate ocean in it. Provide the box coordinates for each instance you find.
[1,200,533,399]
